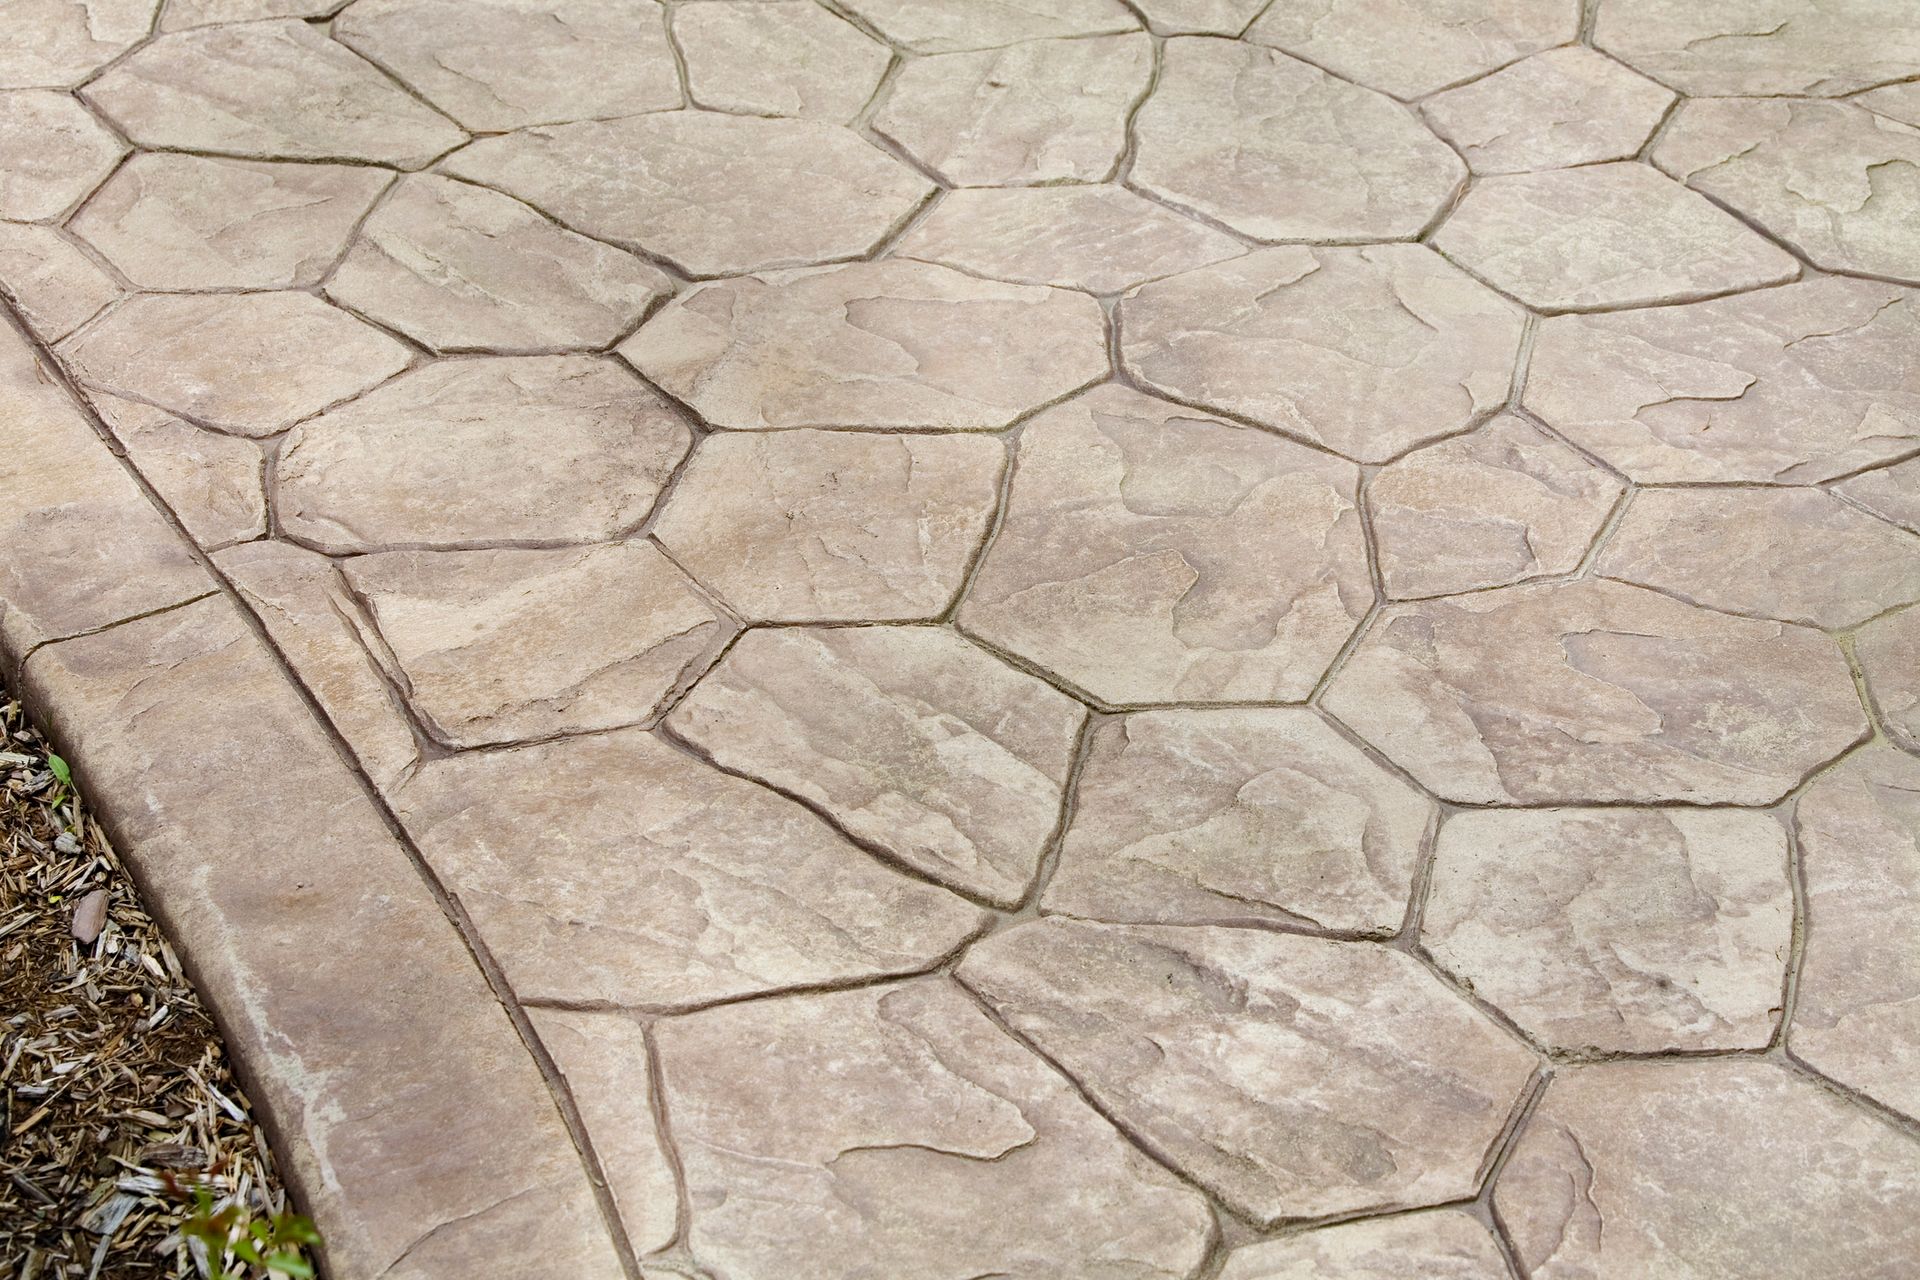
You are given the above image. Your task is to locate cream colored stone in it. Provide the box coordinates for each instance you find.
[1246,0,1578,98]
[678,1,890,121]
[0,222,119,341]
[0,90,124,221]
[1324,579,1868,805]
[160,0,340,28]
[668,626,1085,908]
[1132,37,1464,241]
[1420,47,1676,174]
[1859,607,1920,752]
[92,393,264,548]
[1839,457,1920,534]
[1593,0,1920,97]
[834,0,1138,52]
[0,0,155,88]
[1218,1211,1507,1280]
[1043,709,1434,933]
[1855,79,1920,126]
[650,430,1003,622]
[1120,245,1525,462]
[1128,0,1267,35]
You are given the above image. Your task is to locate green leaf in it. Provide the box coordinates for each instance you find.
[47,754,70,786]
[266,1253,316,1277]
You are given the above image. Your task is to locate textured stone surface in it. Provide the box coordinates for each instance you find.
[834,0,1139,52]
[1524,277,1920,483]
[1129,0,1270,34]
[93,393,264,548]
[1043,709,1433,933]
[442,113,931,276]
[668,626,1084,907]
[1495,1059,1920,1279]
[0,90,124,221]
[1433,162,1798,311]
[1859,607,1920,752]
[394,730,987,1007]
[1856,79,1920,127]
[650,429,1003,622]
[621,260,1106,430]
[1421,47,1675,174]
[654,978,1211,1278]
[677,1,888,120]
[960,919,1537,1223]
[875,34,1152,185]
[1120,245,1526,462]
[1324,580,1868,805]
[1218,1211,1508,1280]
[0,222,120,341]
[1246,0,1578,98]
[0,0,155,88]
[1840,457,1920,535]
[960,385,1370,704]
[1131,38,1464,241]
[1593,0,1920,96]
[160,0,340,28]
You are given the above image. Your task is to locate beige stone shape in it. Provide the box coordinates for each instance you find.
[959,919,1537,1223]
[441,113,932,276]
[82,21,468,167]
[161,0,341,29]
[1654,97,1920,286]
[1855,78,1920,127]
[1042,708,1434,933]
[676,1,889,121]
[91,393,264,549]
[1323,579,1868,805]
[1131,37,1464,241]
[0,90,125,221]
[1246,0,1578,98]
[1217,1210,1508,1279]
[325,174,672,354]
[1119,244,1526,463]
[60,292,413,437]
[72,153,391,290]
[649,429,1004,622]
[393,729,989,1007]
[1424,808,1792,1054]
[960,385,1371,705]
[1127,0,1268,35]
[1524,277,1920,484]
[1592,0,1920,97]
[1432,161,1799,311]
[1420,46,1676,174]
[1838,456,1920,535]
[333,0,680,132]
[1859,607,1920,752]
[0,223,120,342]
[667,625,1086,908]
[0,0,156,88]
[834,0,1140,52]
[1494,1059,1920,1279]
[874,34,1153,186]
[342,542,725,749]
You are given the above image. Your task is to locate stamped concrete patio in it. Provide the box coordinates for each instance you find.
[4,0,1920,1275]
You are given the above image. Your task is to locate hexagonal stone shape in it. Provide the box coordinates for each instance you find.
[1119,245,1525,463]
[0,223,120,342]
[958,919,1537,1224]
[653,978,1212,1279]
[1420,47,1676,175]
[1131,37,1463,241]
[81,21,467,167]
[1424,808,1792,1054]
[835,0,1139,52]
[276,356,690,553]
[649,430,1003,622]
[1592,0,1920,96]
[1323,580,1868,805]
[1524,277,1920,484]
[960,386,1370,704]
[1858,607,1920,752]
[1431,162,1798,311]
[619,259,1106,430]
[1369,413,1624,599]
[667,626,1085,908]
[874,34,1152,186]
[676,1,888,121]
[59,292,411,437]
[325,175,671,353]
[1042,709,1434,933]
[1840,456,1920,534]
[1495,1060,1920,1279]
[1217,1210,1508,1280]
[0,91,124,220]
[441,114,931,276]
[333,0,679,132]
[0,0,154,88]
[1597,486,1920,629]
[1245,0,1577,99]
[71,154,391,289]
[394,731,988,1007]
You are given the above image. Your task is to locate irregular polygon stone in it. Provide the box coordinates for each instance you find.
[1369,413,1624,599]
[1119,245,1525,462]
[1431,162,1799,311]
[1420,47,1676,174]
[834,0,1139,52]
[1323,579,1868,805]
[82,21,467,167]
[667,626,1085,908]
[60,292,412,437]
[1597,486,1920,629]
[1246,0,1578,98]
[71,153,390,289]
[874,34,1153,185]
[959,919,1537,1223]
[325,175,671,353]
[0,91,124,221]
[676,1,888,120]
[1495,1059,1920,1279]
[1654,98,1920,285]
[442,114,931,276]
[0,0,155,88]
[1839,457,1920,534]
[620,259,1106,430]
[1592,0,1920,97]
[0,222,119,342]
[1217,1210,1508,1280]
[1855,79,1920,126]
[960,385,1370,704]
[1859,608,1920,752]
[1131,38,1464,241]
[92,393,264,548]
[895,184,1245,293]
[343,542,725,749]
[1127,0,1268,35]
[333,0,679,132]
[1524,277,1920,484]
[650,430,1004,622]
[394,730,988,1007]
[1042,709,1434,933]
[160,0,341,28]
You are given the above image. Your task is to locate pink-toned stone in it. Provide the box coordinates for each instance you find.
[1839,456,1920,534]
[92,393,264,548]
[1858,607,1920,752]
[1218,1210,1508,1279]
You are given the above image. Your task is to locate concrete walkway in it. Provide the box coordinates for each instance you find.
[3,1,1920,1276]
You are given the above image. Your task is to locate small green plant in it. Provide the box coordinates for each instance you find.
[163,1171,322,1280]
[45,751,70,807]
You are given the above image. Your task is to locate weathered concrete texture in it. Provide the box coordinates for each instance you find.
[0,223,120,342]
[0,91,125,221]
[677,1,889,121]
[92,392,265,548]
[1592,0,1920,96]
[835,0,1140,52]
[1421,46,1675,174]
[1857,607,1920,753]
[1,0,157,89]
[1840,456,1920,535]
[1246,0,1579,98]
[1217,1210,1508,1279]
